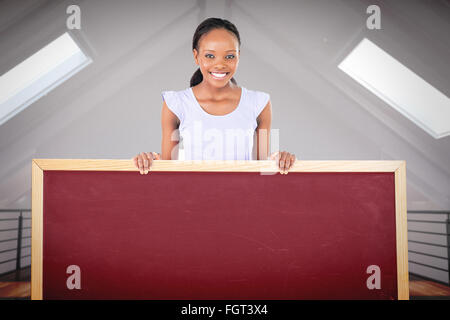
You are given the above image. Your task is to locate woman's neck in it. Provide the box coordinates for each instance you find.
[195,81,239,100]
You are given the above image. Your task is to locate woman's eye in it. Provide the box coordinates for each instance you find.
[204,54,235,59]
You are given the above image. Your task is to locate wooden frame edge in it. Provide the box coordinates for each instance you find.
[33,159,404,172]
[31,159,407,300]
[31,159,43,300]
[395,161,409,300]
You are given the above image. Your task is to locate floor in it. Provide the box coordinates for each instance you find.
[409,274,450,299]
[0,267,30,299]
[0,268,449,299]
[0,282,30,299]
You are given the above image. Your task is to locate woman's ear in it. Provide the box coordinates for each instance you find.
[193,49,199,65]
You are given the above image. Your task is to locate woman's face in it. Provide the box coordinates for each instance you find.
[193,28,240,88]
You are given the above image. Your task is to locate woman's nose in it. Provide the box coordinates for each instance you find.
[214,61,228,69]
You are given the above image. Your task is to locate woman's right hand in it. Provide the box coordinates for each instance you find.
[133,152,161,174]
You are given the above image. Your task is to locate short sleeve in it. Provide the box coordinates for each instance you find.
[161,91,183,121]
[255,91,270,118]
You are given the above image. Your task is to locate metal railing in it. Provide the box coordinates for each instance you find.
[407,210,450,286]
[1,208,449,286]
[0,209,31,280]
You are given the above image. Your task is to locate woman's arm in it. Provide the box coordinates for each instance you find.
[161,101,181,160]
[255,100,272,160]
[255,99,296,173]
[132,100,179,174]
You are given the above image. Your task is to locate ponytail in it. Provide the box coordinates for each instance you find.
[190,68,203,88]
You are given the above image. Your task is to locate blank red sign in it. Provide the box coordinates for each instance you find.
[43,171,397,299]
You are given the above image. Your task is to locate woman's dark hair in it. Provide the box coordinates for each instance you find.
[190,17,241,87]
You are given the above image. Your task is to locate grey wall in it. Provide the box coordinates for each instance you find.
[0,0,449,211]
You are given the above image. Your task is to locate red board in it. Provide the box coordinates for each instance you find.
[43,171,397,299]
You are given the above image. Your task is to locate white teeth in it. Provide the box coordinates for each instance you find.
[211,72,227,78]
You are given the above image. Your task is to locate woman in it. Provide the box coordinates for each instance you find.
[133,17,295,174]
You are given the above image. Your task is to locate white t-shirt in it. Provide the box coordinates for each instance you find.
[161,87,270,160]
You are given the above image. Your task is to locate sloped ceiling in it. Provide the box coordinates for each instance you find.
[0,0,449,209]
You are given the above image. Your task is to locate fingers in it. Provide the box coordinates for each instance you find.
[279,151,288,174]
[133,155,143,174]
[133,152,159,175]
[284,155,291,174]
[139,152,148,174]
[275,151,296,174]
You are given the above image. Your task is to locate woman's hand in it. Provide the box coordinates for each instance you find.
[269,151,296,174]
[133,152,161,174]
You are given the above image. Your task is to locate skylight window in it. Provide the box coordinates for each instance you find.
[0,32,91,126]
[338,38,450,139]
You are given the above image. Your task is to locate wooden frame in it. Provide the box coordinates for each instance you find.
[31,159,408,300]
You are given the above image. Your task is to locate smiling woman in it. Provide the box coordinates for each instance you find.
[190,18,240,87]
[132,17,296,173]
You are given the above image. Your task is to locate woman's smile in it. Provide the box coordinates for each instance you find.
[209,71,229,80]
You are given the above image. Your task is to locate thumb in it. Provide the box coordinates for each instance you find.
[269,151,279,160]
[153,152,161,160]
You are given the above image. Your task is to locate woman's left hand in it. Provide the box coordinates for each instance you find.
[269,151,296,174]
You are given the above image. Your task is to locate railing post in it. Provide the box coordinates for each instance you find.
[447,213,450,287]
[16,211,23,281]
